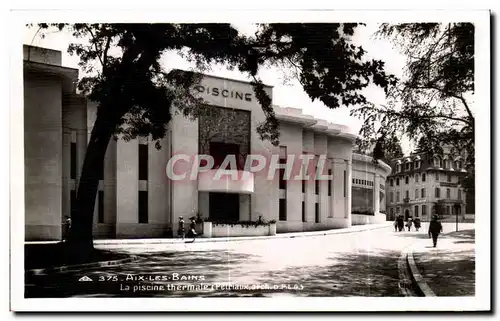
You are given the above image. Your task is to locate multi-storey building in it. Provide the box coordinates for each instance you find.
[385,150,468,221]
[23,45,391,241]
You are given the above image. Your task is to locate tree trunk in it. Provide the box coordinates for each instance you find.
[66,109,119,254]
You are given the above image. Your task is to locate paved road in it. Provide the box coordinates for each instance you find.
[25,223,474,298]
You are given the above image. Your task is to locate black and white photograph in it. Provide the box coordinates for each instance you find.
[7,5,491,312]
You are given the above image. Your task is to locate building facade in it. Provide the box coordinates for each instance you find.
[385,151,468,222]
[23,45,391,241]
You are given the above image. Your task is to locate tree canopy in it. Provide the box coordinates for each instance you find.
[351,23,474,169]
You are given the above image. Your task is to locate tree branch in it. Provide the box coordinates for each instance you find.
[84,25,104,67]
[102,34,112,68]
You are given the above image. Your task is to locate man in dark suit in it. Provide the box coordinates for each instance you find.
[428,215,443,247]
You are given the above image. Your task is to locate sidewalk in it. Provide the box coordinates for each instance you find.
[410,229,475,296]
[26,223,392,247]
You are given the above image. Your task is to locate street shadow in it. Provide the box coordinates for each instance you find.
[443,229,475,240]
[393,232,431,240]
[454,240,475,244]
[412,249,475,296]
[25,249,260,298]
[254,249,404,297]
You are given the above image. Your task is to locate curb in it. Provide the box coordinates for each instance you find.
[405,244,436,297]
[26,255,140,277]
[93,223,392,246]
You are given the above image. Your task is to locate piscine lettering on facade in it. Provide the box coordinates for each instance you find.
[194,85,253,102]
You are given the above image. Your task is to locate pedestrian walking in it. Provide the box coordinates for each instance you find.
[187,216,198,242]
[414,217,421,232]
[63,216,71,242]
[178,216,185,240]
[397,215,404,232]
[393,218,398,232]
[406,217,413,232]
[428,215,443,247]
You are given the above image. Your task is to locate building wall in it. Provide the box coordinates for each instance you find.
[351,154,391,222]
[24,74,63,240]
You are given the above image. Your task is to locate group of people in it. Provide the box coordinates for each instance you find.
[178,216,198,242]
[393,215,444,247]
[393,216,421,232]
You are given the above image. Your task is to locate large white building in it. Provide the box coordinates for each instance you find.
[23,45,391,241]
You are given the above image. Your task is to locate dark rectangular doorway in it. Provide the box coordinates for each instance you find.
[210,142,240,169]
[209,192,240,222]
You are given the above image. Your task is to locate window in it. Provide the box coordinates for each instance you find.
[302,159,307,193]
[138,191,148,223]
[396,178,400,186]
[98,190,104,223]
[446,206,450,215]
[99,161,104,181]
[302,201,306,222]
[328,169,332,196]
[447,174,451,183]
[435,187,440,198]
[458,189,462,200]
[315,203,319,223]
[396,191,400,202]
[390,192,394,203]
[397,164,401,173]
[405,163,410,170]
[434,157,440,167]
[447,188,451,199]
[70,142,76,179]
[414,205,419,217]
[422,205,427,215]
[405,190,409,199]
[415,189,419,199]
[422,173,426,182]
[421,188,426,198]
[70,190,76,216]
[279,157,287,190]
[405,176,409,184]
[436,172,439,180]
[343,170,346,197]
[279,198,287,221]
[315,178,319,195]
[390,207,394,217]
[415,174,419,183]
[415,161,420,169]
[458,161,463,169]
[390,179,394,187]
[139,143,148,181]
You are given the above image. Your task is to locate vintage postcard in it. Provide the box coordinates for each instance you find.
[9,7,491,312]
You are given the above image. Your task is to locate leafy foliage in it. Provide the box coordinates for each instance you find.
[351,22,474,185]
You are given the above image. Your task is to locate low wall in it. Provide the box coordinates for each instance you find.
[202,222,277,238]
[351,213,387,225]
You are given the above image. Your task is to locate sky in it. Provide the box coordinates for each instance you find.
[23,23,411,153]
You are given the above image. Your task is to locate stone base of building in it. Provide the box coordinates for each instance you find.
[25,224,62,241]
[115,223,171,239]
[275,219,351,233]
[351,213,387,225]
